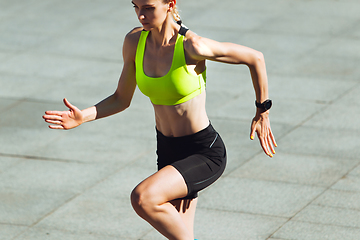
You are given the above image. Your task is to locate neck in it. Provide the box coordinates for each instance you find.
[149,15,179,46]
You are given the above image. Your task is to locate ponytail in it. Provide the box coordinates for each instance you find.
[164,0,182,25]
[172,5,182,24]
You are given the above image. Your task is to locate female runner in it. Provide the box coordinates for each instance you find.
[43,0,277,239]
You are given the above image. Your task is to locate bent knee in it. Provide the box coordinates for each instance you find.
[130,187,142,208]
[130,186,161,212]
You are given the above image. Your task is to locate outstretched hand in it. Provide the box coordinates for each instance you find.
[43,98,83,130]
[250,111,277,157]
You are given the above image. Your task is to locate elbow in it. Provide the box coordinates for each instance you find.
[113,92,131,112]
[247,50,265,68]
[122,101,131,110]
[253,51,265,65]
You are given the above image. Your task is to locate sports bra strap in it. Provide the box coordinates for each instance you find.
[135,26,206,106]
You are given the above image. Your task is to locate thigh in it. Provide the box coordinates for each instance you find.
[172,153,226,197]
[134,165,189,204]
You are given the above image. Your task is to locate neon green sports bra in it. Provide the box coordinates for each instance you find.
[135,29,206,106]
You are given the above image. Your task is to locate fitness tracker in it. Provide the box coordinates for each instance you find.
[255,99,272,111]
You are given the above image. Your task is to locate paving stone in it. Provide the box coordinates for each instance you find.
[0,1,35,20]
[0,99,56,129]
[285,54,360,79]
[230,152,358,187]
[33,35,122,61]
[142,208,288,240]
[0,159,116,193]
[0,188,75,226]
[0,75,50,100]
[130,150,159,172]
[0,127,61,156]
[1,0,360,239]
[89,103,156,139]
[33,132,155,164]
[313,189,360,211]
[0,51,10,61]
[34,185,151,239]
[288,0,360,19]
[0,223,27,240]
[216,96,324,129]
[32,64,121,104]
[345,21,360,39]
[82,165,156,200]
[278,126,360,160]
[303,85,360,131]
[272,221,360,240]
[0,52,102,79]
[271,75,356,103]
[198,177,324,218]
[14,227,126,240]
[184,1,277,32]
[0,31,51,53]
[0,97,19,113]
[313,38,360,60]
[0,100,65,156]
[293,204,360,229]
[331,174,360,192]
[257,10,352,37]
[349,164,360,175]
[194,208,288,240]
[0,156,24,174]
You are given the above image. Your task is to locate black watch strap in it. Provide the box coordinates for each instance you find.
[255,99,272,111]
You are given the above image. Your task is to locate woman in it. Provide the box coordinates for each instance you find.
[43,0,277,239]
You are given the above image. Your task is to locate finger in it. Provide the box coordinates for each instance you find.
[269,129,278,148]
[63,98,76,111]
[43,115,62,121]
[44,111,64,116]
[268,134,276,155]
[258,132,269,155]
[259,132,272,157]
[49,124,64,130]
[250,121,256,140]
[45,119,62,125]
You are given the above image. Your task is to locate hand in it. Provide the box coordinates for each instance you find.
[250,111,277,157]
[43,98,83,130]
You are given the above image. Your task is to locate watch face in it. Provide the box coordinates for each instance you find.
[265,100,272,110]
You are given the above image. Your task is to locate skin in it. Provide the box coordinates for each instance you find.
[43,0,277,239]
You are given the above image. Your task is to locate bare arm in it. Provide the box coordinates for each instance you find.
[83,42,138,121]
[184,33,277,156]
[185,34,268,102]
[43,28,140,129]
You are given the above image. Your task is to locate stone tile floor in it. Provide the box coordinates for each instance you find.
[1,0,360,239]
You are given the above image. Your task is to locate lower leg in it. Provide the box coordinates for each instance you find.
[132,200,193,240]
[171,198,198,238]
[131,166,195,240]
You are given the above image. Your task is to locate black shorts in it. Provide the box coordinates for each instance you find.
[156,123,227,199]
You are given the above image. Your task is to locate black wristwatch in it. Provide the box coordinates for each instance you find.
[255,99,272,111]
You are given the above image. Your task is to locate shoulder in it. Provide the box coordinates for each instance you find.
[182,30,218,60]
[182,30,203,52]
[124,27,143,48]
[123,27,144,61]
[125,27,143,42]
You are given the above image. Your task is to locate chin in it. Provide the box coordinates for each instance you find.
[141,24,153,31]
